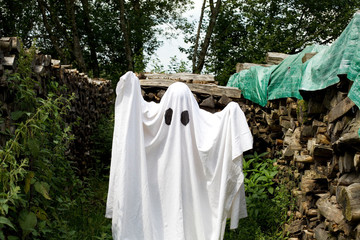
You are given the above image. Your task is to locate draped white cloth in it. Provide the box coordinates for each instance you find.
[106,71,253,240]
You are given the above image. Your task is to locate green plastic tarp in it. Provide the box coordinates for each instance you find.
[227,65,277,106]
[300,12,360,91]
[267,45,328,101]
[227,12,360,111]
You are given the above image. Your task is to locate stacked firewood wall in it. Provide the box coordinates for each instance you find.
[141,75,360,239]
[0,37,114,174]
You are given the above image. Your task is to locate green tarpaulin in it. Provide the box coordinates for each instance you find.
[227,65,276,106]
[227,12,360,111]
[300,12,360,91]
[268,44,328,101]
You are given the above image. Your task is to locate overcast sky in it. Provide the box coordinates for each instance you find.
[146,0,203,72]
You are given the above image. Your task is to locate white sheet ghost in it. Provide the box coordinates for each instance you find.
[106,71,253,240]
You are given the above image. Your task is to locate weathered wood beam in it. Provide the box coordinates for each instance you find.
[235,62,273,73]
[266,52,289,65]
[139,79,241,99]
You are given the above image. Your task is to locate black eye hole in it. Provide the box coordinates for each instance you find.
[181,110,189,126]
[165,108,173,125]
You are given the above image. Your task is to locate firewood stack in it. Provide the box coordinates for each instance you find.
[0,37,22,146]
[50,63,113,173]
[140,69,360,239]
[279,79,360,240]
[0,37,114,174]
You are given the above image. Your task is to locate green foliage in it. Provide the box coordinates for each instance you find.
[90,114,114,176]
[0,43,98,239]
[1,0,191,80]
[167,56,190,73]
[224,152,291,239]
[149,57,166,73]
[197,0,360,85]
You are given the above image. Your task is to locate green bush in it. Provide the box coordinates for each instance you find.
[224,152,291,240]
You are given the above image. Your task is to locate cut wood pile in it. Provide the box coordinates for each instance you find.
[0,37,114,174]
[142,55,360,239]
[234,52,360,239]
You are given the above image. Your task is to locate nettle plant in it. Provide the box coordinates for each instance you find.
[243,152,279,215]
[0,44,80,239]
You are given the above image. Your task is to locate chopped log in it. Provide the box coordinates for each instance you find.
[3,56,16,68]
[280,116,291,129]
[316,195,344,224]
[313,119,327,128]
[301,125,313,139]
[302,52,318,63]
[354,153,360,171]
[300,170,328,193]
[339,152,355,174]
[51,59,61,67]
[10,37,20,52]
[235,62,273,72]
[328,97,355,123]
[218,95,232,107]
[314,223,330,240]
[34,65,45,74]
[337,183,360,222]
[266,52,289,65]
[327,156,339,179]
[200,95,215,108]
[0,37,11,51]
[139,79,242,99]
[338,173,360,186]
[286,219,303,235]
[329,91,347,110]
[313,145,333,158]
[307,138,317,155]
[356,224,360,240]
[334,130,360,152]
[316,134,331,145]
[279,105,288,116]
[294,152,313,163]
[306,208,318,217]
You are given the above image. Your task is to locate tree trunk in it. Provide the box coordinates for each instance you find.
[37,0,66,61]
[192,0,206,73]
[132,0,144,71]
[80,0,100,77]
[65,0,87,73]
[119,0,134,71]
[193,0,222,74]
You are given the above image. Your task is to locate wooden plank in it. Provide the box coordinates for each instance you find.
[266,52,289,65]
[328,97,355,122]
[302,53,317,63]
[143,73,215,83]
[139,79,241,99]
[235,62,273,73]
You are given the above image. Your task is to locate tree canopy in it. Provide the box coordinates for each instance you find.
[1,0,359,84]
[201,0,360,84]
[0,0,190,82]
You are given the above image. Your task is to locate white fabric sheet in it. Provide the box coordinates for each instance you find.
[106,71,253,240]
